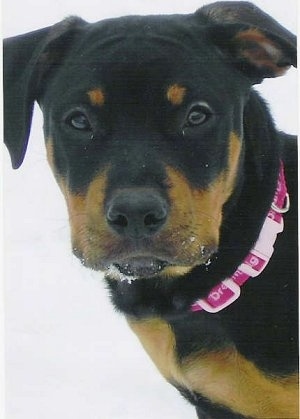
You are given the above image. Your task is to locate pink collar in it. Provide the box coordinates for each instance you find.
[191,162,290,313]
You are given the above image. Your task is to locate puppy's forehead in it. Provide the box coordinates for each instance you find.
[61,15,213,80]
[79,13,201,51]
[73,33,202,73]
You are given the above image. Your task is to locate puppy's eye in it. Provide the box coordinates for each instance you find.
[186,104,212,127]
[67,112,91,131]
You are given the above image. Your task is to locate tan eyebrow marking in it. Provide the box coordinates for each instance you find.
[87,88,105,106]
[166,84,187,106]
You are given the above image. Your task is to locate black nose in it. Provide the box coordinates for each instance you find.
[106,189,168,239]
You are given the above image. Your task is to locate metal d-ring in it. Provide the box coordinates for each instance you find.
[271,193,290,214]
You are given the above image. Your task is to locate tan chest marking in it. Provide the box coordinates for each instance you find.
[128,317,299,418]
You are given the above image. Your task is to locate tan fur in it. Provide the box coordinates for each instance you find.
[45,144,112,265]
[46,138,67,190]
[62,170,112,263]
[163,165,223,260]
[161,133,241,270]
[46,138,55,171]
[128,317,299,418]
[166,84,186,106]
[226,131,242,194]
[87,88,105,106]
[234,29,290,76]
[162,265,193,277]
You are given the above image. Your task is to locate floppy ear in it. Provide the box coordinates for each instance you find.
[3,17,86,169]
[197,1,296,82]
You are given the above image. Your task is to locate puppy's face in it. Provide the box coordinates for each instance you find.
[41,17,250,280]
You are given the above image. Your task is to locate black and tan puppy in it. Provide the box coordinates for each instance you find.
[4,2,298,418]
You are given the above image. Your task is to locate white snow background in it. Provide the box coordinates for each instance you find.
[2,1,297,418]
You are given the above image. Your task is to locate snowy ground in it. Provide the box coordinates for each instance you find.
[3,1,297,418]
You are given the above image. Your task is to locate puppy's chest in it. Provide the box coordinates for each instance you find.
[127,317,298,418]
[127,316,221,386]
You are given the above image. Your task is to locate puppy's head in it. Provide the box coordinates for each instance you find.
[4,3,296,281]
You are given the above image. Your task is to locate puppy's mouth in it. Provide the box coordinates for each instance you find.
[114,257,169,278]
[105,243,216,281]
[75,240,217,280]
